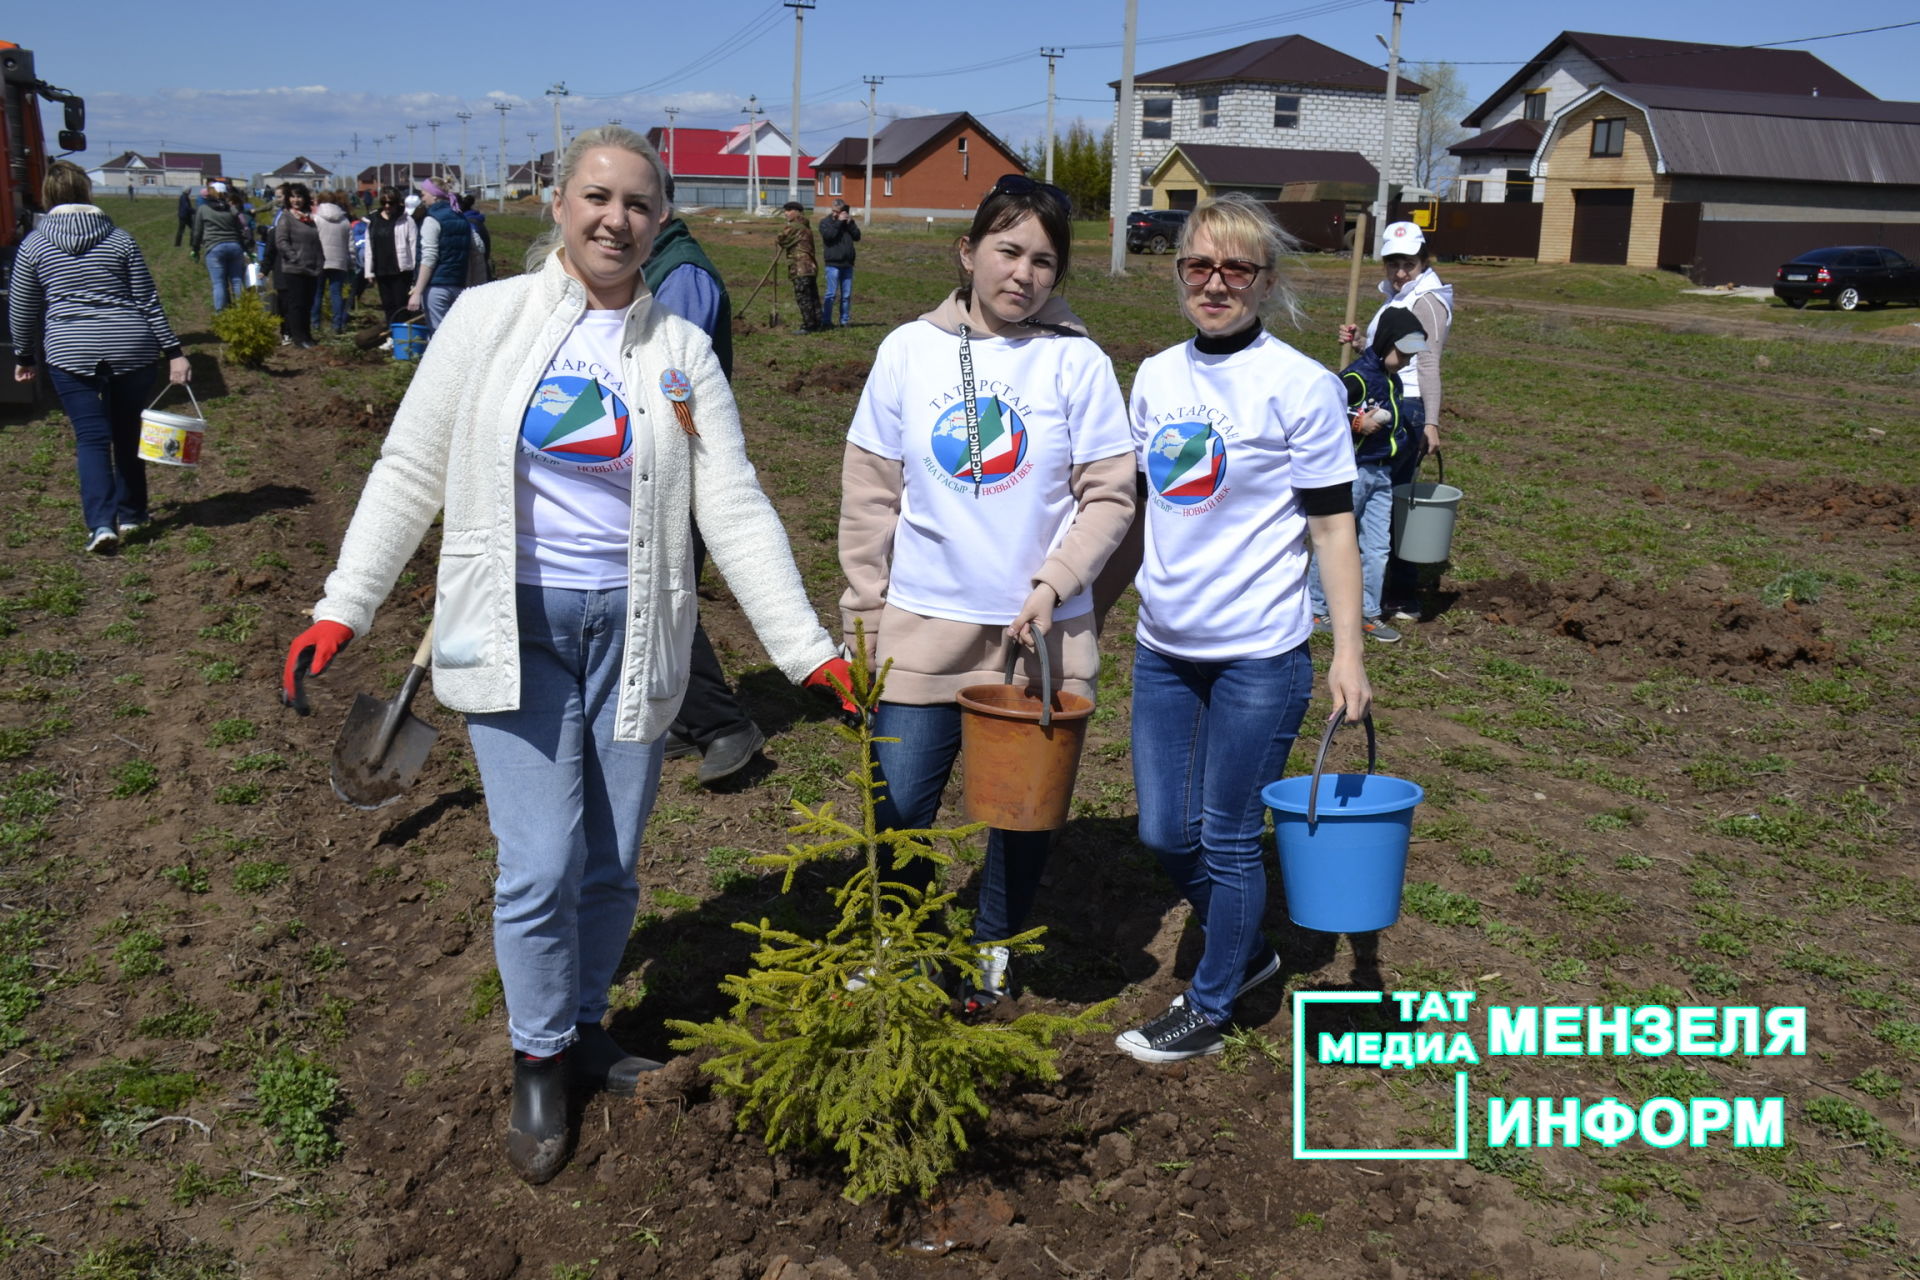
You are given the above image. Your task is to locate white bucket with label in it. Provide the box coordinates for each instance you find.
[138,383,206,468]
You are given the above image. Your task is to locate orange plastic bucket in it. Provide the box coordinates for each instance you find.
[956,627,1093,831]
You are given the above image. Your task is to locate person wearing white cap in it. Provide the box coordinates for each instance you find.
[1336,220,1452,621]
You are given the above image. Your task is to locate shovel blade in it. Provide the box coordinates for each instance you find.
[330,692,440,810]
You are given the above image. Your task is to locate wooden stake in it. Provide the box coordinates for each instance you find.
[1341,210,1369,368]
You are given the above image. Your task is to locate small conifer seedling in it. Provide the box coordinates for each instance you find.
[669,632,1109,1202]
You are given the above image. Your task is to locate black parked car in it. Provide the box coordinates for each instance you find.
[1773,246,1920,311]
[1126,208,1189,255]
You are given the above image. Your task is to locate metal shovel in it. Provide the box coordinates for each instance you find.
[329,624,439,810]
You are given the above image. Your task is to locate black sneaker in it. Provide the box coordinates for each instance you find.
[1171,947,1281,1011]
[1115,1003,1226,1063]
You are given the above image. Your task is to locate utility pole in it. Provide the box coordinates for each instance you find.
[785,1,815,206]
[350,131,360,155]
[405,123,418,191]
[546,83,568,197]
[861,76,882,225]
[742,95,764,212]
[664,107,680,181]
[527,132,539,195]
[493,102,512,211]
[1372,0,1406,256]
[1109,0,1139,276]
[477,146,488,200]
[427,119,442,175]
[456,111,472,189]
[372,136,382,187]
[1041,48,1064,185]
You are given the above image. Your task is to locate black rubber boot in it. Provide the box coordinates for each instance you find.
[569,1023,664,1097]
[505,1052,572,1184]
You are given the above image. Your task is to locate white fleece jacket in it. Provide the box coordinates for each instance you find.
[313,251,836,741]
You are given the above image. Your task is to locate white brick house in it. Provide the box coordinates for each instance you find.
[1112,35,1423,209]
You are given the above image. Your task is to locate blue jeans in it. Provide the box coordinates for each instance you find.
[871,701,1051,946]
[205,242,247,312]
[322,269,352,332]
[1309,460,1394,620]
[423,284,462,334]
[466,584,666,1056]
[47,364,155,533]
[1131,641,1314,1024]
[823,265,853,324]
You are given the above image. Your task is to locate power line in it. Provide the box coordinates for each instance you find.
[574,3,785,98]
[1426,20,1920,67]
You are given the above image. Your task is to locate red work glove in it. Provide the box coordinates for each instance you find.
[282,620,354,713]
[804,657,858,715]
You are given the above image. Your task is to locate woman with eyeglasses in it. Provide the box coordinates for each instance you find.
[838,174,1135,1010]
[1114,193,1372,1063]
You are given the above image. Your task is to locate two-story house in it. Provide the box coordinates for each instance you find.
[1112,34,1424,211]
[1450,31,1874,203]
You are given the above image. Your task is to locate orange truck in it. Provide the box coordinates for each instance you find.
[2,42,87,404]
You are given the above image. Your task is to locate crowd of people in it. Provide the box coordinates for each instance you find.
[0,133,1447,1184]
[175,177,491,350]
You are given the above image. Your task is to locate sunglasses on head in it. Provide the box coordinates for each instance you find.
[1175,257,1267,291]
[989,174,1072,218]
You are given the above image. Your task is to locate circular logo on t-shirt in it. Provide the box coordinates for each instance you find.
[1146,422,1227,506]
[928,397,1028,486]
[521,375,632,468]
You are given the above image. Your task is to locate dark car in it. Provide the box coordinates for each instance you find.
[1126,208,1189,255]
[1773,246,1920,311]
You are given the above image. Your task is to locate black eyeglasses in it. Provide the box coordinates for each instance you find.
[1176,257,1268,291]
[990,174,1073,218]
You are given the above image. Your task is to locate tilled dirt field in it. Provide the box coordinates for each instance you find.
[0,206,1916,1280]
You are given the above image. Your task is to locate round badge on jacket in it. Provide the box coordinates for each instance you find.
[660,369,692,402]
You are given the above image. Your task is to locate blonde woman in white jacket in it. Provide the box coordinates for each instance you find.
[281,126,852,1186]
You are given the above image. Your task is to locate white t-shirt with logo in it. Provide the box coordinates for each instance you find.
[514,309,653,588]
[847,319,1131,625]
[1129,331,1356,661]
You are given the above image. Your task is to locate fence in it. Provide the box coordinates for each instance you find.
[1659,204,1920,286]
[1392,201,1542,260]
[1261,200,1545,259]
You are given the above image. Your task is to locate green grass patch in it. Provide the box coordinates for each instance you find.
[205,717,257,747]
[1401,881,1482,928]
[232,861,289,893]
[108,760,159,798]
[252,1049,343,1168]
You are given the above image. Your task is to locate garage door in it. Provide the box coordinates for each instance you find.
[1571,188,1633,265]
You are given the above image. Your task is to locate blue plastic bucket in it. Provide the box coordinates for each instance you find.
[390,322,429,361]
[1261,713,1423,933]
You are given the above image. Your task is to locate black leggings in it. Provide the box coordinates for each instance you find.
[280,273,318,344]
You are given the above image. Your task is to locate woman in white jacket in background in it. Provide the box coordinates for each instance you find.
[1337,220,1453,624]
[282,126,851,1186]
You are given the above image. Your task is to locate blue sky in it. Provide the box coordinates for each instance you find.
[11,1,1918,180]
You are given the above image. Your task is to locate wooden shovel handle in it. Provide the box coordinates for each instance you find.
[1341,210,1369,369]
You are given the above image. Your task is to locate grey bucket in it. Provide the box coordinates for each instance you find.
[1392,452,1461,565]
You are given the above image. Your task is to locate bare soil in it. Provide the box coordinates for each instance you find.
[1,208,1916,1280]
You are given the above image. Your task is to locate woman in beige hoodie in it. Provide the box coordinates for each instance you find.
[838,176,1135,1010]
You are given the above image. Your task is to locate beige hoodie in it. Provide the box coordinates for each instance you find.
[838,291,1137,704]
